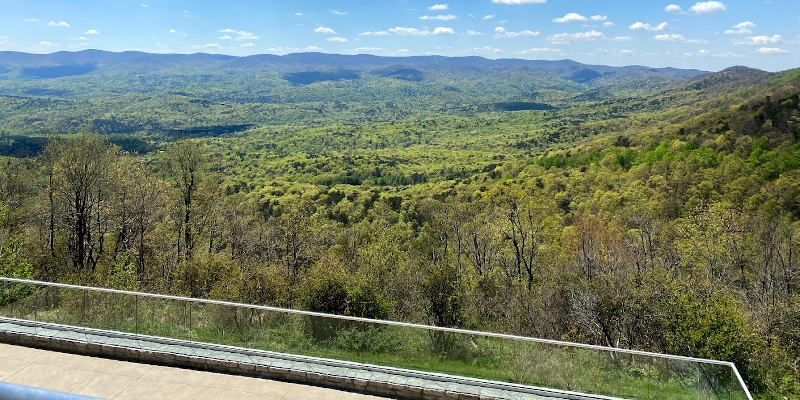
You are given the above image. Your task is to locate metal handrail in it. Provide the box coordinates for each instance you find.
[0,381,104,400]
[0,276,754,399]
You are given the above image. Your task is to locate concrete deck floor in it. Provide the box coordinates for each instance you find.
[0,343,388,400]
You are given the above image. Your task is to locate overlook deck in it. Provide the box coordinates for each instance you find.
[0,342,384,400]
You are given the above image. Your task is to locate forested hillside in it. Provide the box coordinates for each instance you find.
[0,50,706,135]
[0,51,798,398]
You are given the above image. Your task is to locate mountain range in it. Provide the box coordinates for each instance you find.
[0,50,781,142]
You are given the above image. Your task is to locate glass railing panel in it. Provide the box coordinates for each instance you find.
[533,345,614,397]
[619,353,657,399]
[35,285,81,326]
[0,278,754,400]
[135,296,191,340]
[248,309,309,354]
[190,302,247,347]
[646,357,703,400]
[0,281,37,319]
[700,362,729,400]
[295,314,427,369]
[698,362,751,400]
[83,290,136,333]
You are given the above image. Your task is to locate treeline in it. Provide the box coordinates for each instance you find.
[1,87,800,398]
[1,131,798,397]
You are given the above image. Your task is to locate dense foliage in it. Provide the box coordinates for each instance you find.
[0,52,799,398]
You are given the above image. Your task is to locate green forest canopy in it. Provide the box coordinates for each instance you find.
[0,53,799,398]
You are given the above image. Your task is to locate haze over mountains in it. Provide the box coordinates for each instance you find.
[0,50,764,139]
[0,50,707,78]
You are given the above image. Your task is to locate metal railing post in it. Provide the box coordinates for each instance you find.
[33,289,38,322]
[189,302,193,342]
[245,308,250,348]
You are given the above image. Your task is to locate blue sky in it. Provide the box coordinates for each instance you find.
[1,0,799,71]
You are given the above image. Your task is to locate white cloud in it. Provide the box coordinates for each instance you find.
[353,47,384,52]
[141,4,148,7]
[467,30,483,36]
[698,49,711,55]
[629,22,668,31]
[546,30,604,44]
[613,36,635,42]
[724,21,756,34]
[397,48,410,53]
[491,0,546,4]
[619,49,634,55]
[519,47,563,54]
[494,26,539,38]
[757,47,788,54]
[202,43,221,49]
[265,46,324,54]
[169,29,176,33]
[76,36,88,41]
[603,22,615,27]
[654,34,708,44]
[329,9,347,15]
[238,32,258,40]
[39,41,55,46]
[590,15,608,21]
[385,27,413,35]
[471,46,503,53]
[22,18,39,22]
[689,1,727,14]
[360,31,390,36]
[84,29,99,35]
[420,15,457,20]
[713,52,746,58]
[482,14,495,20]
[736,35,781,45]
[47,21,70,27]
[218,29,259,40]
[654,34,685,41]
[218,35,233,40]
[314,26,336,34]
[328,37,349,42]
[295,12,303,16]
[387,27,454,36]
[428,4,448,10]
[241,43,256,47]
[665,4,685,14]
[553,13,588,23]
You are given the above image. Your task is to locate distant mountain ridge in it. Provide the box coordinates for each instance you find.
[682,66,773,91]
[0,50,710,83]
[0,49,783,136]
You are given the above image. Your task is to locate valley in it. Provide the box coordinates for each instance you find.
[0,50,798,399]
